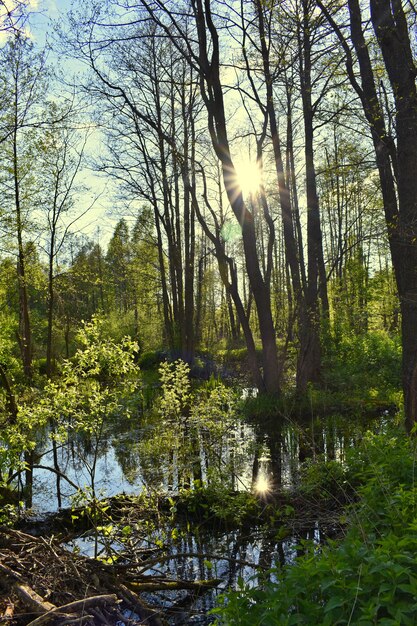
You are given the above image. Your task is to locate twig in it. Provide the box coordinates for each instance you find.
[59,616,93,626]
[89,607,113,626]
[0,562,24,581]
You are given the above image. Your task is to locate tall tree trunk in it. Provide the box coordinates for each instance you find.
[296,0,328,391]
[46,229,55,379]
[369,0,417,432]
[193,0,281,393]
[13,123,32,380]
[181,97,196,362]
[285,78,307,294]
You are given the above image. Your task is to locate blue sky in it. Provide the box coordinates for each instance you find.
[30,0,120,246]
[0,1,149,249]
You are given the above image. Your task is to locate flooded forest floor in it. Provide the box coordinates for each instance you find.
[0,342,402,625]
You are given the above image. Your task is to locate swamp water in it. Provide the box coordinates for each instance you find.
[26,407,385,624]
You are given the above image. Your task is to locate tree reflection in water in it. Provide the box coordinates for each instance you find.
[30,406,381,624]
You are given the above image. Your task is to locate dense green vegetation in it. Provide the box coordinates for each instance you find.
[0,0,416,624]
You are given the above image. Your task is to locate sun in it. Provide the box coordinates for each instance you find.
[254,474,271,495]
[235,158,262,199]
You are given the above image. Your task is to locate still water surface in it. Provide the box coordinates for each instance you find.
[29,408,383,624]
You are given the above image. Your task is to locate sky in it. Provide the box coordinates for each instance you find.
[19,0,121,247]
[1,0,265,251]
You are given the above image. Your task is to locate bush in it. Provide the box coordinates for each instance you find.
[322,331,401,397]
[138,350,167,369]
[176,482,261,526]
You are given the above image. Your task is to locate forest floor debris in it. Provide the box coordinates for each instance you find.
[0,526,222,625]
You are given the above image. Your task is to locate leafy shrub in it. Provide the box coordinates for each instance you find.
[177,482,261,526]
[323,330,401,392]
[138,350,167,369]
[320,330,401,411]
[1,317,141,487]
[299,457,350,503]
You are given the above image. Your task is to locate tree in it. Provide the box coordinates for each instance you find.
[295,0,329,389]
[106,218,131,315]
[318,0,417,430]
[370,0,417,431]
[77,21,202,360]
[0,33,48,378]
[130,208,163,347]
[238,0,333,391]
[138,0,281,393]
[36,112,90,377]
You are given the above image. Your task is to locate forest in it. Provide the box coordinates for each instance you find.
[0,0,416,623]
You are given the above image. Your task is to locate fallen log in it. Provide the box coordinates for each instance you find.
[0,562,23,581]
[118,583,167,626]
[25,594,119,626]
[14,583,56,614]
[125,578,222,592]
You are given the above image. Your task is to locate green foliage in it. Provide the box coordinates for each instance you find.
[217,348,263,376]
[18,318,140,443]
[98,310,139,344]
[0,317,141,484]
[217,348,249,363]
[322,330,401,402]
[213,430,417,625]
[177,481,261,526]
[298,457,349,503]
[158,359,191,420]
[241,393,284,421]
[139,359,243,492]
[70,489,117,559]
[0,312,20,375]
[0,502,20,526]
[71,316,140,386]
[138,350,166,370]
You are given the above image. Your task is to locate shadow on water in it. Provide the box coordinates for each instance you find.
[26,399,389,624]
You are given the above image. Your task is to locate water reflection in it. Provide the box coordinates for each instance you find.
[249,412,378,493]
[32,409,379,513]
[67,520,333,625]
[27,406,383,624]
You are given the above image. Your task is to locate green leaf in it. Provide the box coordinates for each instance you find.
[324,597,345,613]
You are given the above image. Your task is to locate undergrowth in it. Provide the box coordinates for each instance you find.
[322,330,401,400]
[241,331,401,420]
[213,428,417,625]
